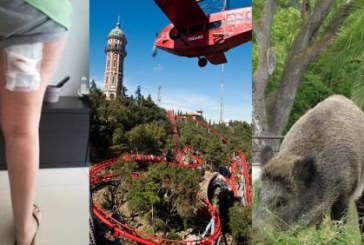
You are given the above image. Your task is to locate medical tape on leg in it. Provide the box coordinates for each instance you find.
[4,43,43,92]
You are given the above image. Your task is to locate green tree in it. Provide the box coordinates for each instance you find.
[135,85,142,101]
[125,163,201,233]
[89,85,172,161]
[253,0,363,160]
[127,121,167,154]
[229,204,252,244]
[324,10,364,110]
[122,85,128,98]
[144,182,161,233]
[128,179,149,211]
[177,119,251,169]
[89,83,112,161]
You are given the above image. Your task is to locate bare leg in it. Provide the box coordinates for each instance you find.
[0,39,66,245]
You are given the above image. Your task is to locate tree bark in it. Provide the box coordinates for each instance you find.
[253,0,359,162]
[252,0,278,162]
[268,0,358,135]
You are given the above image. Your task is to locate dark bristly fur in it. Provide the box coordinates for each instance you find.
[254,95,364,231]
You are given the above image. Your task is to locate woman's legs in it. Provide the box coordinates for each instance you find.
[0,39,66,245]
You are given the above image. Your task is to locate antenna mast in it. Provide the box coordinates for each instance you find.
[157,85,162,106]
[224,0,229,10]
[220,64,224,124]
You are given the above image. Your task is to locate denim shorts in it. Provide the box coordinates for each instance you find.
[0,0,67,48]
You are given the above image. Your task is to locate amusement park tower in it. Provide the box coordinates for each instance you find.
[103,17,127,99]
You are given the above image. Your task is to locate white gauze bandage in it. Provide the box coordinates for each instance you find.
[5,43,43,92]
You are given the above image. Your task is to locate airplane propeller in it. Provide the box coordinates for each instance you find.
[152,45,158,57]
[152,32,159,58]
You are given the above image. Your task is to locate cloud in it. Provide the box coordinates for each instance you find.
[152,63,164,73]
[160,90,219,122]
[91,80,104,90]
[159,89,251,123]
[223,105,252,123]
[98,76,251,123]
[123,78,138,94]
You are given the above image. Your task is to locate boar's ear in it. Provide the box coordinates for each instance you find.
[261,145,274,167]
[293,157,316,187]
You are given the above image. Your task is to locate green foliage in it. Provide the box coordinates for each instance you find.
[253,1,364,131]
[128,179,153,211]
[214,121,252,162]
[253,4,301,84]
[111,159,138,178]
[229,204,252,244]
[91,84,253,238]
[135,85,142,101]
[127,122,167,154]
[89,85,172,162]
[253,181,361,244]
[252,180,262,210]
[178,119,251,170]
[141,226,154,236]
[255,218,361,245]
[100,200,109,210]
[265,7,301,94]
[123,163,201,233]
[286,46,360,131]
[352,78,364,110]
[164,232,182,240]
[308,4,364,112]
[178,119,228,170]
[322,5,364,81]
[89,85,109,160]
[147,163,201,220]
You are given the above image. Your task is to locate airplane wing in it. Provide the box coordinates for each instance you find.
[154,0,208,28]
[205,52,227,65]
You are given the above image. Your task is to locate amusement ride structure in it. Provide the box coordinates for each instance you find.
[90,110,251,244]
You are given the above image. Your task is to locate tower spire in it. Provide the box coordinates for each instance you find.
[116,15,120,28]
[103,16,127,100]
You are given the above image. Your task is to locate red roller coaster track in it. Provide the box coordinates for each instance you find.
[176,112,251,205]
[90,156,220,244]
[90,110,251,244]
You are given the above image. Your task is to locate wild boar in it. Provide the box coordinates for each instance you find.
[254,95,364,231]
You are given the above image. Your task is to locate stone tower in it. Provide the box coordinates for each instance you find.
[103,18,127,99]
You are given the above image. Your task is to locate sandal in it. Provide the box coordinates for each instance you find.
[31,204,41,245]
[14,204,41,245]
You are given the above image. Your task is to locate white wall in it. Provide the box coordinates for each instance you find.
[51,0,89,96]
[252,163,261,183]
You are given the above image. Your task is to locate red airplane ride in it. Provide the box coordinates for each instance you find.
[153,0,252,67]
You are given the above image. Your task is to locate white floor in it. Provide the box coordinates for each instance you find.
[0,168,89,245]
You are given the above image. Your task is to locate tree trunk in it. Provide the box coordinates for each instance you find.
[252,0,278,162]
[268,0,358,136]
[253,0,358,162]
[151,203,154,234]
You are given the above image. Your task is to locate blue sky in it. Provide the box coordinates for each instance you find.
[90,0,252,123]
